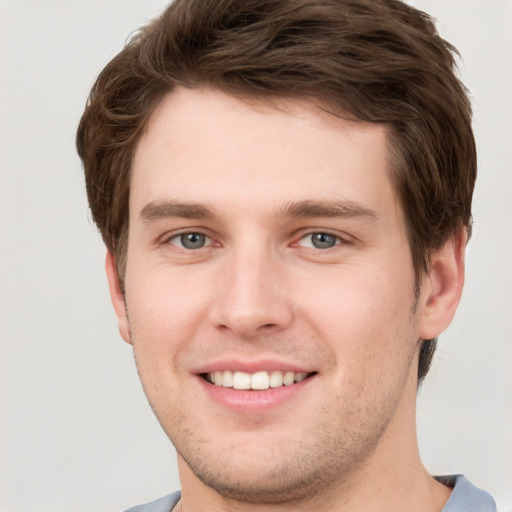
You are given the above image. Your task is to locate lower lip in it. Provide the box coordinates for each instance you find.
[196,375,314,414]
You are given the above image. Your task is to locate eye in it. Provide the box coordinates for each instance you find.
[169,232,211,250]
[298,232,340,249]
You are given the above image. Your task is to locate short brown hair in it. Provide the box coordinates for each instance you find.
[76,0,476,383]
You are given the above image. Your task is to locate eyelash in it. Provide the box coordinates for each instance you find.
[165,231,216,250]
[295,232,344,250]
[163,230,348,251]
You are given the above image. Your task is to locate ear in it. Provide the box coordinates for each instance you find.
[105,251,131,344]
[418,229,467,340]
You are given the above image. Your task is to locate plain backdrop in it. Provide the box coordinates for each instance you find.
[0,1,511,511]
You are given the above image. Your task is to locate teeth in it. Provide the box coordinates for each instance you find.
[222,370,233,388]
[294,372,308,383]
[251,371,269,390]
[269,370,284,388]
[233,371,251,390]
[283,371,295,386]
[206,370,311,390]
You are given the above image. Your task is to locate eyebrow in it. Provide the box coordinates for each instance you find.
[138,200,215,223]
[138,198,377,224]
[280,199,378,220]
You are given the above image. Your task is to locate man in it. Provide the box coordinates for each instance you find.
[76,0,497,510]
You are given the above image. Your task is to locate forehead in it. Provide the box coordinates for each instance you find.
[131,87,397,220]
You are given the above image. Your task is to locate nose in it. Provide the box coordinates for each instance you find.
[209,244,294,338]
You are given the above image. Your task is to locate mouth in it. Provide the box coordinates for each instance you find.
[201,370,316,390]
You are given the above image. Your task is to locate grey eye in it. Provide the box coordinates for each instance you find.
[310,233,337,249]
[179,232,207,249]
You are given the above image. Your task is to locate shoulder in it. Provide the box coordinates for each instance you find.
[123,491,181,512]
[436,475,497,512]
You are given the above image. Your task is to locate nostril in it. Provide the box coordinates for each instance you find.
[211,301,294,337]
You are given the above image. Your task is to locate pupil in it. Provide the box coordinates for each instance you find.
[312,233,336,249]
[181,233,205,249]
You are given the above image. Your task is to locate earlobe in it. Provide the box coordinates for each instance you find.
[105,251,131,344]
[418,229,467,340]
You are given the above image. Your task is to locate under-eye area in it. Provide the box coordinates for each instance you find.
[201,370,317,390]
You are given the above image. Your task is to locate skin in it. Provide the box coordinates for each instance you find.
[106,87,466,512]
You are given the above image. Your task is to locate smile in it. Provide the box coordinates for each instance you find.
[203,370,313,390]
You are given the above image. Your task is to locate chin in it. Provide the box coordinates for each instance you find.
[182,452,332,505]
[172,424,381,505]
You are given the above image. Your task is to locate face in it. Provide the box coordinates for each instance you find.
[115,87,426,504]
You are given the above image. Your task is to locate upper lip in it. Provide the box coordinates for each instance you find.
[193,358,315,375]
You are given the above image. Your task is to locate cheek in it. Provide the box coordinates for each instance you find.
[125,266,213,368]
[302,262,413,327]
[125,273,209,416]
[296,261,417,373]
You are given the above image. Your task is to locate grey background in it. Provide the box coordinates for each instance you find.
[1,1,511,510]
